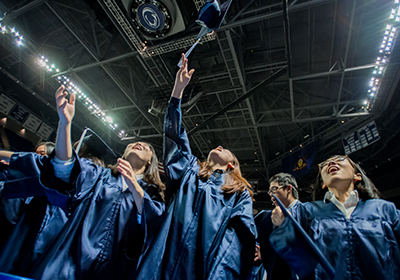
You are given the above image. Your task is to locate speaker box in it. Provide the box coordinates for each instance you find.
[121,0,196,40]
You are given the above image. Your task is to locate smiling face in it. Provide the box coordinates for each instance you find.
[123,142,153,168]
[207,146,234,167]
[319,155,361,191]
[269,181,288,206]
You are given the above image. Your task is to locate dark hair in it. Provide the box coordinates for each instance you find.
[72,141,105,167]
[34,142,56,156]
[109,142,166,201]
[269,172,299,199]
[311,155,381,201]
[198,151,253,198]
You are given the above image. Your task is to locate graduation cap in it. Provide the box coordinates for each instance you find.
[74,128,119,165]
[177,0,233,67]
[272,194,336,279]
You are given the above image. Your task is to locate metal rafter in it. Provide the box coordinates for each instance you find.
[45,1,162,134]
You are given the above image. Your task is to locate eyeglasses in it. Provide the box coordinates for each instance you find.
[268,186,286,196]
[318,155,348,171]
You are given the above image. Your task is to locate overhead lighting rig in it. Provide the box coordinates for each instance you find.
[101,0,216,58]
[0,22,24,46]
[37,55,125,137]
[364,0,400,110]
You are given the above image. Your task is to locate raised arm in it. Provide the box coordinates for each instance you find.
[55,85,75,161]
[164,53,195,143]
[171,53,195,100]
[163,54,196,194]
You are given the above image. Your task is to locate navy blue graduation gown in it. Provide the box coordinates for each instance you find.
[256,203,302,280]
[270,199,400,280]
[33,154,165,280]
[3,152,165,279]
[135,97,257,279]
[0,153,68,275]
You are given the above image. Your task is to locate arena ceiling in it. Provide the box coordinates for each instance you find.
[1,0,400,209]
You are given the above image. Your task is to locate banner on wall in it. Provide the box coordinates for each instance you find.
[0,94,16,115]
[282,139,320,178]
[9,104,30,124]
[36,122,53,140]
[23,114,43,133]
[0,94,54,140]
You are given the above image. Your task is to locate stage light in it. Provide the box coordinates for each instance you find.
[363,0,400,111]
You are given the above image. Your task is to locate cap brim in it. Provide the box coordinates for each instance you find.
[75,128,119,164]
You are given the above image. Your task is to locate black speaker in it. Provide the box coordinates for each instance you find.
[121,0,196,40]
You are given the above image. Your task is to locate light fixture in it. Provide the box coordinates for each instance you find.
[364,1,400,111]
[0,23,24,46]
[35,53,126,137]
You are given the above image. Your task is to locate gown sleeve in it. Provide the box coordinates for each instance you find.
[38,151,103,214]
[3,152,48,198]
[125,183,166,260]
[163,97,197,201]
[269,203,319,279]
[209,189,257,279]
[394,209,400,242]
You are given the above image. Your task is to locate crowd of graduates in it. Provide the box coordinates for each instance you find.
[0,54,399,280]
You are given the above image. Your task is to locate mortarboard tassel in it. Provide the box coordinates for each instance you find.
[177,38,201,68]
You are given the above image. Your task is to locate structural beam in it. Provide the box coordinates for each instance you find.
[220,0,336,31]
[45,2,161,134]
[194,111,372,133]
[335,0,356,113]
[292,63,376,81]
[2,0,47,22]
[188,67,287,135]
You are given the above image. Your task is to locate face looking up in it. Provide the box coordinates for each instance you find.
[208,146,234,167]
[123,142,153,168]
[318,155,361,190]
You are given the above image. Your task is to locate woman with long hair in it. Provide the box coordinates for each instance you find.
[135,54,257,279]
[270,155,400,279]
[16,85,166,280]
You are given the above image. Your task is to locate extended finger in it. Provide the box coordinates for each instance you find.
[188,69,195,77]
[59,99,68,110]
[55,85,65,97]
[117,162,130,172]
[117,165,130,176]
[182,54,187,70]
[56,92,68,107]
[69,93,76,106]
[118,168,128,178]
[118,163,133,176]
[117,158,131,169]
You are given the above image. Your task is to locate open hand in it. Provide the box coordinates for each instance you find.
[117,158,137,186]
[174,53,195,93]
[55,85,75,125]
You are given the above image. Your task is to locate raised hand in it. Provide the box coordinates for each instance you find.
[55,85,75,125]
[117,158,145,214]
[117,158,137,185]
[172,53,195,98]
